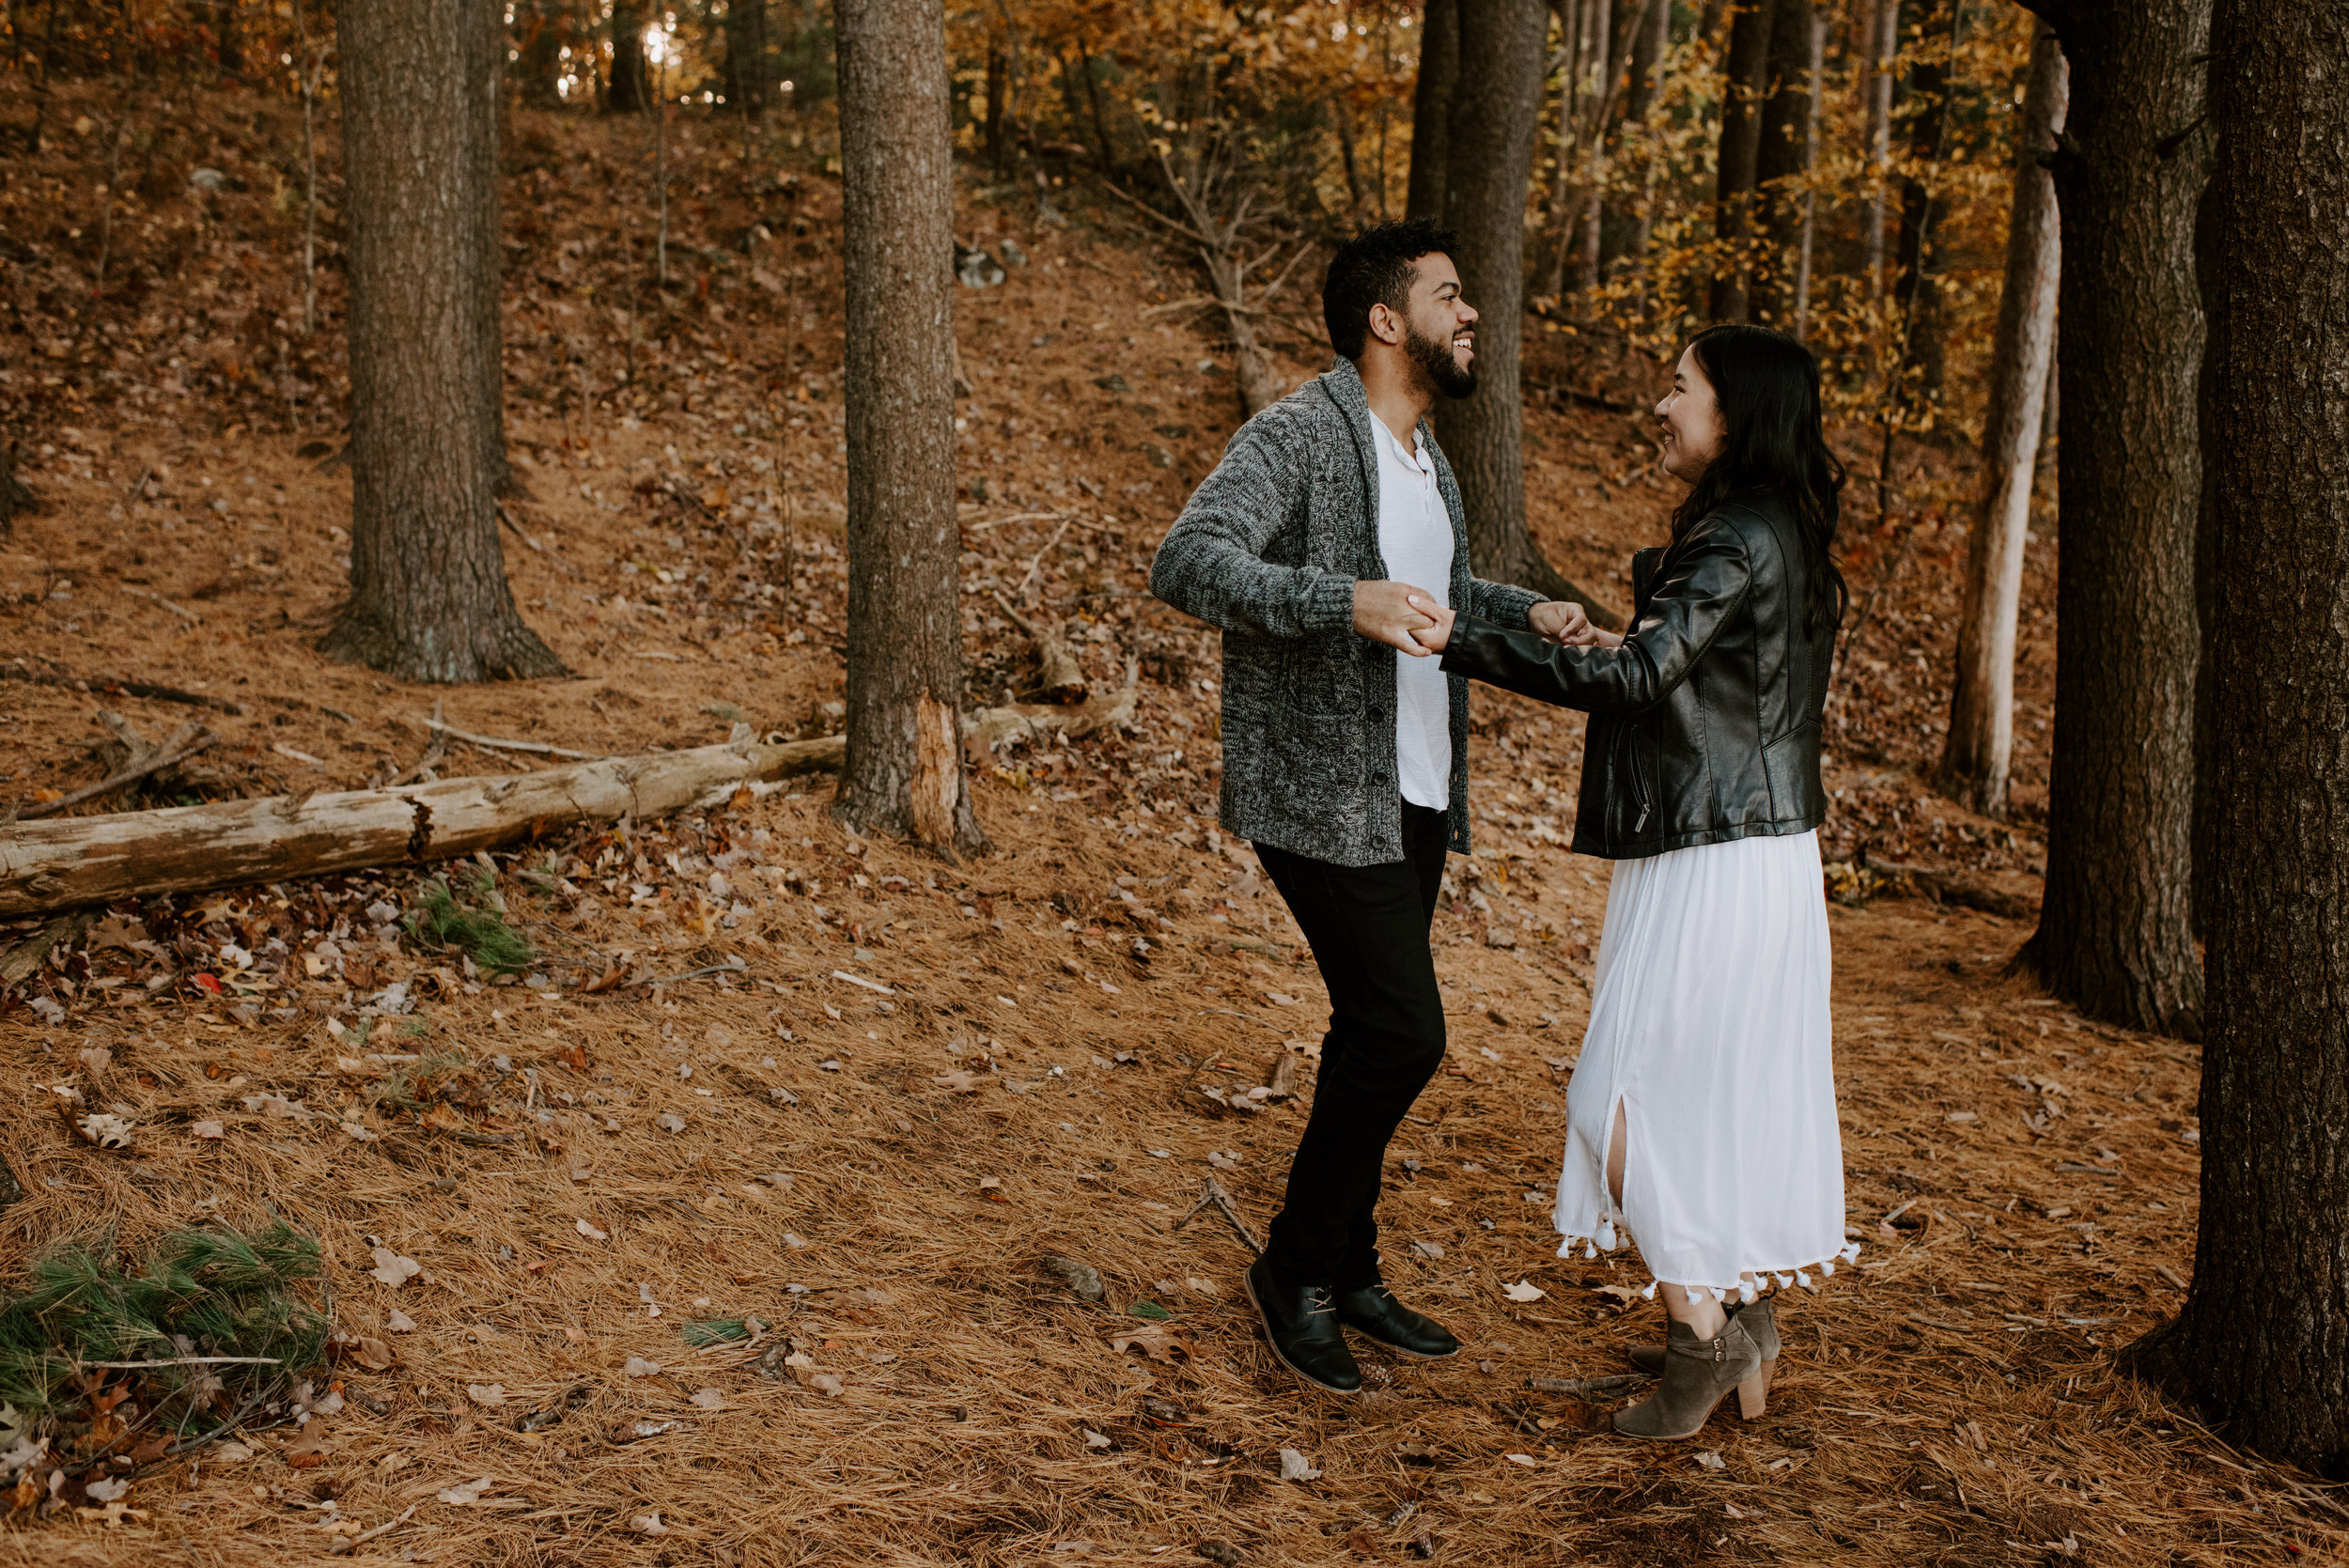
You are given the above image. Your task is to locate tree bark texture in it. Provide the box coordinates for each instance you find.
[2126,0,2349,1478]
[1405,0,1459,223]
[0,737,845,919]
[1859,0,1899,303]
[2016,0,2208,1038]
[1748,0,1817,328]
[324,0,563,685]
[1427,0,1619,623]
[1890,2,1955,420]
[607,1,649,113]
[833,0,985,856]
[1936,25,2064,817]
[1709,0,1774,320]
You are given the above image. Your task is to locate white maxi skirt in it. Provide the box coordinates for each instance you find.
[1554,829,1856,1300]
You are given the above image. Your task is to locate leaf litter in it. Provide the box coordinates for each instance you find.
[0,76,2321,1568]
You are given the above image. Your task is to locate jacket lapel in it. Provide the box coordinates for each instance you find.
[1316,359,1386,576]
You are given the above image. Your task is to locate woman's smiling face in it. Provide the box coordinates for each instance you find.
[1655,345,1727,484]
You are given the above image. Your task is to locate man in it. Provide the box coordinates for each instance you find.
[1150,220,1583,1393]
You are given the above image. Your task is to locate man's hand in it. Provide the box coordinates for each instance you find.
[1528,600,1596,645]
[1403,594,1457,653]
[1353,581,1439,656]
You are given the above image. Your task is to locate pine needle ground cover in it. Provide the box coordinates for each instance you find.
[2,778,2340,1565]
[0,82,2325,1568]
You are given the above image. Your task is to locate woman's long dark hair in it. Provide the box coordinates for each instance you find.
[1670,324,1848,638]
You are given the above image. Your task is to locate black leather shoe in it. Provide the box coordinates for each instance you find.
[1243,1257,1361,1394]
[1332,1282,1461,1359]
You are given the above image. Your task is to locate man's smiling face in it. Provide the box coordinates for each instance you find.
[1398,252,1477,399]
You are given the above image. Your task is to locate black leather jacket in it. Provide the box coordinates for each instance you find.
[1439,489,1831,861]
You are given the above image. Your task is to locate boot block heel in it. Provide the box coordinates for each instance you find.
[1736,1367,1768,1421]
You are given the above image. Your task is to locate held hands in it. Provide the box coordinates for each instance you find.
[1529,599,1623,649]
[1352,581,1442,656]
[1400,597,1624,656]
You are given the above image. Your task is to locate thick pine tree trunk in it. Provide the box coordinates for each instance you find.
[323,0,564,684]
[2125,0,2349,1477]
[833,0,985,857]
[2015,0,2207,1038]
[1424,0,1618,622]
[1404,0,1459,224]
[1708,0,1774,321]
[1936,26,2064,817]
[1748,0,1816,329]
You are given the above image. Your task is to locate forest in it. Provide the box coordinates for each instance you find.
[0,0,2344,1562]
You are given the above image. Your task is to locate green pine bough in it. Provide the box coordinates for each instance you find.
[0,1221,329,1438]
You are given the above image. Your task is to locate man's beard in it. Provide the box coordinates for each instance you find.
[1406,319,1477,399]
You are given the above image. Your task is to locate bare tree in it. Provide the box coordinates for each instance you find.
[323,0,563,683]
[1936,26,2064,816]
[832,0,986,856]
[2124,0,2349,1476]
[1125,145,1299,420]
[2015,0,2208,1037]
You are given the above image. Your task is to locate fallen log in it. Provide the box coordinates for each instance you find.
[0,731,844,919]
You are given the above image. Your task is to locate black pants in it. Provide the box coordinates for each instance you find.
[1254,800,1451,1291]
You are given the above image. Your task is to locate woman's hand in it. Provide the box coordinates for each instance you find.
[1528,600,1594,645]
[1404,594,1456,653]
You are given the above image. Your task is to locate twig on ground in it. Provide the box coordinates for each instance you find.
[425,715,607,762]
[1173,1175,1264,1253]
[16,722,215,820]
[78,1355,283,1369]
[649,957,749,986]
[1526,1374,1647,1397]
[123,586,202,624]
[0,665,243,714]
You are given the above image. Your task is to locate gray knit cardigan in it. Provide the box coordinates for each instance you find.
[1149,358,1541,866]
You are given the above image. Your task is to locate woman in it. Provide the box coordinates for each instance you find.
[1407,324,1855,1440]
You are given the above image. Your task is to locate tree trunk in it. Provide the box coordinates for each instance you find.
[1859,0,1899,303]
[983,41,1008,172]
[1748,0,1816,328]
[517,0,568,109]
[323,0,564,684]
[212,0,241,80]
[1709,0,1775,321]
[724,0,768,115]
[0,737,845,918]
[1786,6,1826,338]
[1075,41,1118,176]
[1890,1,1959,421]
[834,0,985,857]
[2015,0,2207,1038]
[2126,0,2349,1478]
[1405,0,1460,223]
[607,1,648,113]
[1621,0,1670,264]
[1429,0,1619,623]
[1573,0,1610,294]
[1936,25,2064,817]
